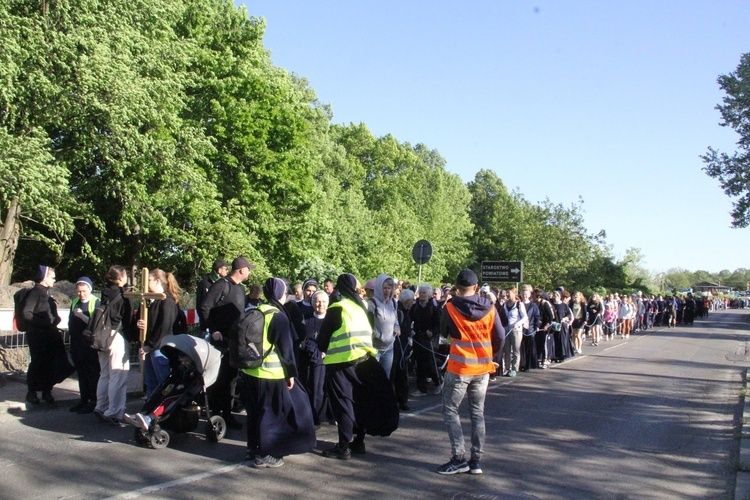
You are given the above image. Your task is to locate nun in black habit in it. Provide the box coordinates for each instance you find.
[317,274,399,460]
[241,278,316,468]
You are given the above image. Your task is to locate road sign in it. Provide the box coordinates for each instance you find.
[481,261,523,282]
[412,240,433,265]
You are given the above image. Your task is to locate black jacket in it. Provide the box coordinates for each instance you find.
[196,272,221,330]
[101,284,134,340]
[199,277,246,347]
[140,291,179,349]
[21,284,60,334]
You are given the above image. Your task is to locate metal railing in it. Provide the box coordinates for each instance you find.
[1,322,202,375]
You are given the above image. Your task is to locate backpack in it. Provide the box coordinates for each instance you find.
[13,287,33,332]
[84,297,122,352]
[173,307,188,335]
[228,306,278,370]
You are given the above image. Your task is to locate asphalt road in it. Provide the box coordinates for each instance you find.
[1,309,748,499]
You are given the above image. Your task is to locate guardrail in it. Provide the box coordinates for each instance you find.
[0,308,201,373]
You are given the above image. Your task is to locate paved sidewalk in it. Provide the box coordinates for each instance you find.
[737,368,750,500]
[0,366,144,414]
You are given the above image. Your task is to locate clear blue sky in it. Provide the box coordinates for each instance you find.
[241,0,750,274]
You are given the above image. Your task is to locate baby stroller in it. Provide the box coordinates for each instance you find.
[131,334,226,449]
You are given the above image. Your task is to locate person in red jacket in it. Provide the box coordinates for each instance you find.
[436,269,504,476]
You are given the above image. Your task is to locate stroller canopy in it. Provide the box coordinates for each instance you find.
[159,335,222,388]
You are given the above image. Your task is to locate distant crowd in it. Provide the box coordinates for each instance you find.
[17,259,716,473]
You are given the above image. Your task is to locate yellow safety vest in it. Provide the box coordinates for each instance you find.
[243,304,284,380]
[71,297,98,316]
[324,298,377,365]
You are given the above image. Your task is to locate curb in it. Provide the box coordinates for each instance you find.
[0,370,144,415]
[737,368,750,499]
[0,390,146,415]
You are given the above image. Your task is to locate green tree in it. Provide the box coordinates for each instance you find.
[467,170,603,290]
[0,4,79,283]
[702,52,750,228]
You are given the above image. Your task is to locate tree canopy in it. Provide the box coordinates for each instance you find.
[2,0,725,296]
[703,52,750,228]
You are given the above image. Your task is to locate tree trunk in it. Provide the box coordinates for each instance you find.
[0,197,21,285]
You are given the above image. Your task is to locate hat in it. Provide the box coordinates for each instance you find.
[303,278,319,291]
[480,284,491,293]
[456,269,478,287]
[76,276,93,291]
[364,279,376,290]
[212,259,228,271]
[231,256,256,271]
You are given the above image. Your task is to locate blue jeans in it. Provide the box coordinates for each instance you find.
[441,371,488,462]
[376,344,394,380]
[144,349,171,398]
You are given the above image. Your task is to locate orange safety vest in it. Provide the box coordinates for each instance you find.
[445,302,496,376]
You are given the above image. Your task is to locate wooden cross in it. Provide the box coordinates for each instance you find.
[124,267,166,391]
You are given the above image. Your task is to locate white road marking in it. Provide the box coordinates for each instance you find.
[104,461,251,499]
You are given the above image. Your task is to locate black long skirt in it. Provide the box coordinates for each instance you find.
[326,355,399,445]
[520,334,538,371]
[298,348,329,426]
[553,324,574,361]
[242,373,316,458]
[27,330,74,392]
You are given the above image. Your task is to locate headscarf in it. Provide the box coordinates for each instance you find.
[302,278,318,292]
[311,290,329,306]
[35,265,51,283]
[335,273,368,313]
[263,277,288,313]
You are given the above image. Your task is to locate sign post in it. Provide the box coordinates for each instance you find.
[412,240,433,283]
[481,261,523,283]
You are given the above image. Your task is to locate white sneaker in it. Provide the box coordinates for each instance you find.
[124,412,150,430]
[123,413,141,429]
[136,413,151,430]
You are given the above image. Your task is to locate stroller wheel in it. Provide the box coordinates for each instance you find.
[149,429,170,450]
[206,415,226,442]
[133,428,149,446]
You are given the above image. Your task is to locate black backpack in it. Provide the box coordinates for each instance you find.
[228,306,278,369]
[13,287,33,331]
[173,307,188,335]
[84,297,122,352]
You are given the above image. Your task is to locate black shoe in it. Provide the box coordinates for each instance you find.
[322,444,351,460]
[93,409,107,422]
[436,457,469,475]
[70,402,86,413]
[224,414,243,430]
[468,459,483,475]
[350,439,366,455]
[41,391,54,404]
[77,403,95,414]
[107,416,123,427]
[25,391,40,405]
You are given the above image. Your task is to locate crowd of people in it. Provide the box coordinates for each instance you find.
[18,259,712,475]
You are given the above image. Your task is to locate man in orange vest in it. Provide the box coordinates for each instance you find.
[436,269,505,475]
